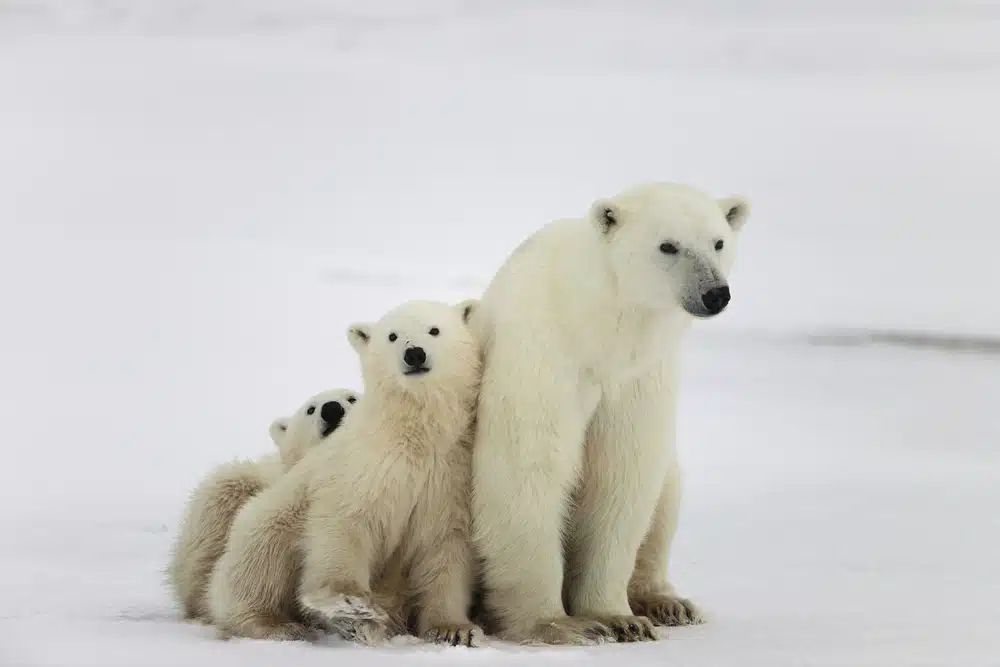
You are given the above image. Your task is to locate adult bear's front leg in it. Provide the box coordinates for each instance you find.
[627,466,703,627]
[564,365,678,641]
[472,347,613,645]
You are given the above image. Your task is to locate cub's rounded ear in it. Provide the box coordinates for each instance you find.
[589,199,621,235]
[455,299,478,324]
[268,418,289,446]
[719,196,750,231]
[347,323,372,353]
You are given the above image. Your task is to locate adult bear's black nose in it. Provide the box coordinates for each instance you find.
[320,401,345,429]
[701,285,731,315]
[403,346,427,368]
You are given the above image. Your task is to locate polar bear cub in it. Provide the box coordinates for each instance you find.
[167,388,359,623]
[269,389,360,470]
[209,299,482,646]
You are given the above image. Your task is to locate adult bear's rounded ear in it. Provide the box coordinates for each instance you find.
[347,323,372,353]
[719,196,750,231]
[455,299,478,324]
[589,199,622,235]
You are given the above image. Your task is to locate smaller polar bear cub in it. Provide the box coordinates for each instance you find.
[167,388,359,623]
[270,389,360,471]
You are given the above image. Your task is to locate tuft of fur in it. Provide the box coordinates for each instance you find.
[166,388,359,624]
[209,300,483,646]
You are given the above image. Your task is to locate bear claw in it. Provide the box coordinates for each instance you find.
[599,614,657,642]
[425,623,483,647]
[630,593,703,627]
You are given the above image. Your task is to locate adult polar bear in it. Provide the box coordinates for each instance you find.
[471,182,750,644]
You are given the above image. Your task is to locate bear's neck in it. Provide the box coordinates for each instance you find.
[369,382,476,454]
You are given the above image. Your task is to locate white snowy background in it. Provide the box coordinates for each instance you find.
[1,1,999,665]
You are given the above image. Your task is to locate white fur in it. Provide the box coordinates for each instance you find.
[209,300,483,647]
[470,182,750,644]
[166,388,359,624]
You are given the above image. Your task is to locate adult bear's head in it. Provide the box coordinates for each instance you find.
[590,182,750,318]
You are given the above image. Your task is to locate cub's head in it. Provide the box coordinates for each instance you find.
[347,299,480,399]
[590,182,750,318]
[269,387,361,469]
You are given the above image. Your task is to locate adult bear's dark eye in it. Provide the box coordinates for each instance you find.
[429,327,440,336]
[659,242,679,255]
[347,396,357,404]
[715,239,724,251]
[306,406,315,415]
[388,333,397,342]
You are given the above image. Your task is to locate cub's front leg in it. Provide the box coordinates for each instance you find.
[297,492,390,641]
[207,480,315,642]
[409,452,482,647]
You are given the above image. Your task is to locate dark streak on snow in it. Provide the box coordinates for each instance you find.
[806,330,1000,355]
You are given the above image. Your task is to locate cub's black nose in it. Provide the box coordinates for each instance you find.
[701,285,731,315]
[403,346,427,368]
[320,401,345,428]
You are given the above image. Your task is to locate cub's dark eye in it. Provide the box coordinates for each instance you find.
[306,406,315,415]
[659,242,679,255]
[388,333,397,342]
[347,396,357,404]
[715,239,724,251]
[429,327,440,336]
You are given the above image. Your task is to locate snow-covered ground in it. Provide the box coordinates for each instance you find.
[1,2,999,665]
[3,306,999,666]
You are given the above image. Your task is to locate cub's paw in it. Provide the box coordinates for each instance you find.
[424,622,483,647]
[300,591,389,624]
[593,614,657,642]
[333,618,393,646]
[630,593,703,627]
[520,616,614,646]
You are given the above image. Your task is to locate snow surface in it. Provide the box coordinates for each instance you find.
[1,2,999,665]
